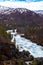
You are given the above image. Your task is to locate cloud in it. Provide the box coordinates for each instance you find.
[0,1,43,10]
[0,0,42,2]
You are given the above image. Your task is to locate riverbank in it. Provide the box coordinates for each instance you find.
[0,42,34,65]
[24,27,43,46]
[0,28,43,65]
[0,41,43,65]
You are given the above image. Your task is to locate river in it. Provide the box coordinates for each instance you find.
[12,34,43,58]
[7,30,43,58]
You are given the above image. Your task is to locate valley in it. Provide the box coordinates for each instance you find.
[0,5,43,65]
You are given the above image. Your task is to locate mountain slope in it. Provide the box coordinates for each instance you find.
[0,6,43,27]
[0,6,43,45]
[35,10,43,14]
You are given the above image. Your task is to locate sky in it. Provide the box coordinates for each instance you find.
[0,0,43,2]
[0,0,43,10]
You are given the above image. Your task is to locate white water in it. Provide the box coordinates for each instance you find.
[12,34,43,58]
[7,30,43,58]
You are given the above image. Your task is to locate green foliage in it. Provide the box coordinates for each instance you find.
[13,38,16,46]
[33,59,37,65]
[18,59,21,65]
[0,27,11,39]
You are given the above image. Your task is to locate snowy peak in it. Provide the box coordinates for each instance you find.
[12,8,33,14]
[0,5,35,14]
[0,5,43,28]
[0,5,43,17]
[0,5,14,14]
[0,5,10,14]
[34,10,43,14]
[14,8,28,13]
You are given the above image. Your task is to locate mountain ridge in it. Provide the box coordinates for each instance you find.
[0,5,43,45]
[0,5,43,28]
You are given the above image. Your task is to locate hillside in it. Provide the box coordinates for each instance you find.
[0,6,43,65]
[0,7,43,27]
[0,27,11,43]
[0,6,43,45]
[0,27,34,65]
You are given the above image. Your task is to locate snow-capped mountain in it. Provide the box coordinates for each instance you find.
[0,1,43,15]
[34,10,43,14]
[0,6,43,26]
[0,5,14,14]
[0,2,43,27]
[0,5,35,14]
[0,5,43,14]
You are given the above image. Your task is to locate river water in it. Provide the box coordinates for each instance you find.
[7,30,43,58]
[12,34,43,58]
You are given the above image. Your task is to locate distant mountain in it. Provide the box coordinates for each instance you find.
[0,5,14,14]
[34,10,43,14]
[0,5,43,28]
